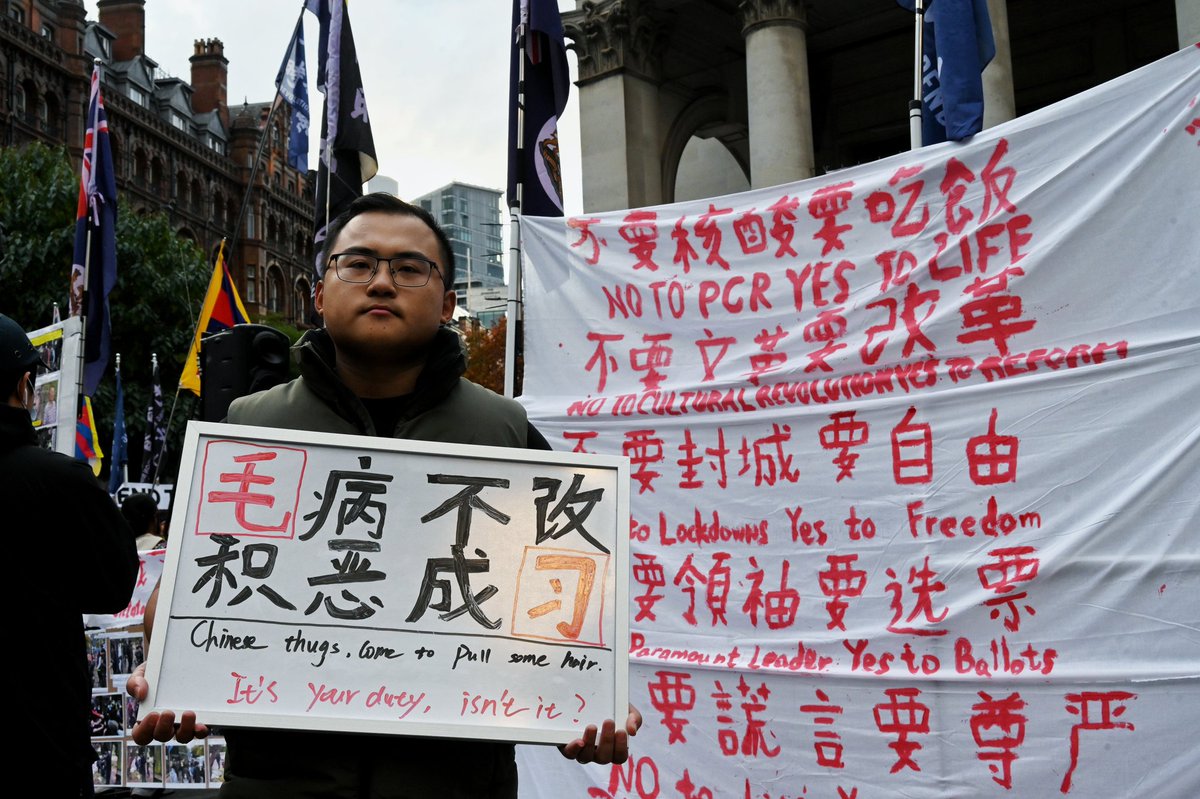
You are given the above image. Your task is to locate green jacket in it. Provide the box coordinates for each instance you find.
[220,326,526,799]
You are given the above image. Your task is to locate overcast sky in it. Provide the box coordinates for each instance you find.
[82,0,584,215]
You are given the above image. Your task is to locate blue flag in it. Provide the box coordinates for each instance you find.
[507,0,570,216]
[306,0,378,280]
[108,359,127,494]
[275,16,311,172]
[898,0,995,143]
[70,64,118,395]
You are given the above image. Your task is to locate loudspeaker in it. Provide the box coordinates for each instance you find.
[200,324,291,422]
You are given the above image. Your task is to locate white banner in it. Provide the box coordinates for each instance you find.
[516,47,1200,797]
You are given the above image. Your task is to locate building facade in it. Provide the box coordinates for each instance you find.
[564,0,1196,212]
[415,181,507,326]
[1,0,315,325]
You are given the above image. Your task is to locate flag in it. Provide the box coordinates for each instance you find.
[307,0,378,279]
[69,64,119,395]
[507,0,570,216]
[108,358,127,494]
[180,240,250,395]
[141,354,165,482]
[75,396,104,477]
[275,15,311,172]
[897,0,995,143]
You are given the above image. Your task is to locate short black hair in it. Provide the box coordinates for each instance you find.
[319,193,456,289]
[120,492,159,537]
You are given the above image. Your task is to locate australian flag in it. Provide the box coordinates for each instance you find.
[275,15,310,172]
[307,0,377,280]
[507,0,570,216]
[898,0,996,143]
[70,64,118,395]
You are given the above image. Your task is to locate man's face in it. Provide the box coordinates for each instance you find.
[315,211,455,366]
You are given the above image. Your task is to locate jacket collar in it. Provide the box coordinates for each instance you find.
[0,404,37,450]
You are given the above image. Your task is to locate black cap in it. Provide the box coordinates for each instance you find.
[0,313,48,376]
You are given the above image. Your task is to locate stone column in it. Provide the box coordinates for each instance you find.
[983,0,1016,129]
[740,0,814,188]
[1178,0,1200,47]
[564,0,664,212]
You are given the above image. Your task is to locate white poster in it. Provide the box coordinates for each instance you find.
[517,47,1200,797]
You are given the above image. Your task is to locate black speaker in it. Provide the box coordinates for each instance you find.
[200,324,291,422]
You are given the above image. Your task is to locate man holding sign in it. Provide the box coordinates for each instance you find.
[129,195,639,796]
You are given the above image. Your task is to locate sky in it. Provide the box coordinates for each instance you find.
[81,0,585,215]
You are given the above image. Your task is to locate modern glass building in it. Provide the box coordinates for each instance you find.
[415,182,505,319]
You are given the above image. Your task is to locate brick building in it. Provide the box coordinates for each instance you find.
[1,0,316,324]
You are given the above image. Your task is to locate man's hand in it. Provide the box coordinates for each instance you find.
[561,704,642,765]
[125,663,208,745]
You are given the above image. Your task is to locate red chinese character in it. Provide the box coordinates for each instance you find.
[567,217,606,265]
[967,408,1019,485]
[891,406,933,484]
[970,691,1027,790]
[940,157,977,235]
[958,292,1036,355]
[865,165,931,238]
[562,431,598,453]
[809,181,854,256]
[899,281,939,358]
[584,332,623,392]
[738,423,800,487]
[207,452,293,533]
[767,194,801,257]
[619,210,659,271]
[978,546,1039,632]
[694,328,736,383]
[672,216,699,273]
[622,429,664,494]
[742,557,799,630]
[799,688,845,768]
[674,552,732,627]
[732,208,768,254]
[873,687,931,773]
[1061,691,1136,794]
[629,333,673,391]
[747,325,789,386]
[695,204,733,269]
[884,557,949,636]
[818,411,869,481]
[647,671,695,744]
[818,554,867,631]
[631,553,666,622]
[713,678,780,758]
[705,427,730,489]
[677,429,703,490]
[980,138,1017,223]
[803,307,849,373]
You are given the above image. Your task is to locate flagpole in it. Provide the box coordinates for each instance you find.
[910,0,925,150]
[504,16,527,400]
[77,57,104,409]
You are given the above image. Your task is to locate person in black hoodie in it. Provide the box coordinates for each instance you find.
[0,313,138,796]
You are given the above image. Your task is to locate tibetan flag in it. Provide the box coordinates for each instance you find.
[69,63,119,395]
[897,0,995,143]
[507,0,570,216]
[180,240,250,395]
[75,396,104,477]
[306,0,378,280]
[107,359,127,494]
[275,15,311,172]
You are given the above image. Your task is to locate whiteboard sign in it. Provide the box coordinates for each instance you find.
[143,422,629,744]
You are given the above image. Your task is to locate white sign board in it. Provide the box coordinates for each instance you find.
[515,47,1200,799]
[143,422,629,745]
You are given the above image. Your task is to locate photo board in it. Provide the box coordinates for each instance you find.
[143,421,629,745]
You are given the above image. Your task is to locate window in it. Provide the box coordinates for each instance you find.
[128,86,148,107]
[8,5,24,23]
[13,84,24,117]
[245,265,257,303]
[267,267,284,313]
[170,111,188,131]
[40,23,54,39]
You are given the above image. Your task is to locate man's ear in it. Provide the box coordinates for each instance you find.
[314,280,325,318]
[441,290,456,324]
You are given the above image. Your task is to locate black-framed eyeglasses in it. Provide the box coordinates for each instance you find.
[328,252,442,288]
